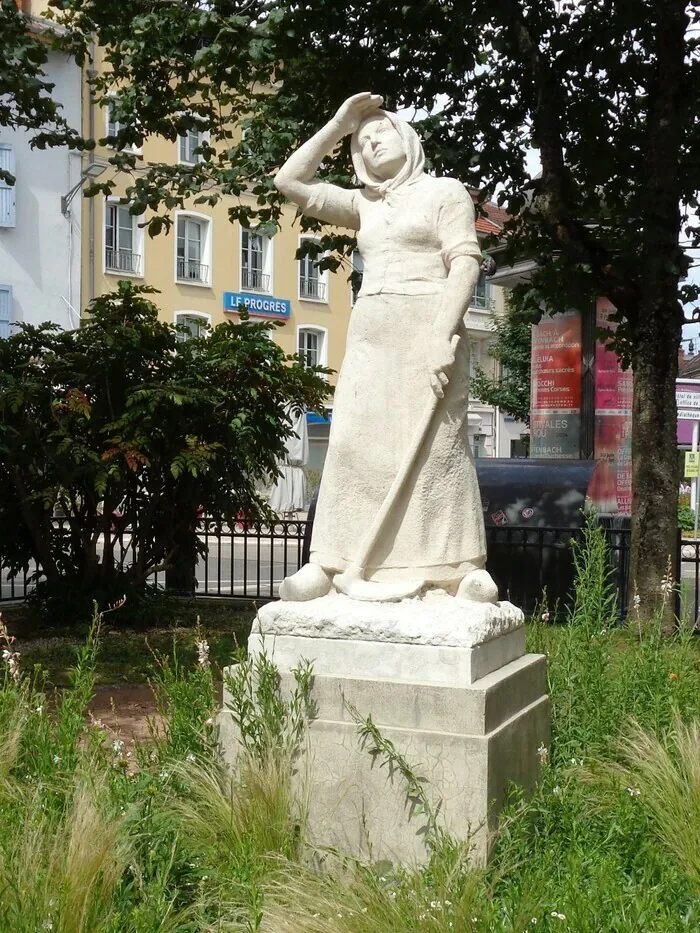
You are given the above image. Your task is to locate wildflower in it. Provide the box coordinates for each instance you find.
[186,753,196,763]
[660,560,674,599]
[626,786,641,797]
[669,672,678,681]
[540,609,550,623]
[553,785,562,796]
[160,770,170,780]
[52,755,61,765]
[112,739,125,755]
[551,911,566,921]
[35,705,43,715]
[42,921,53,931]
[196,639,210,669]
[537,743,549,763]
[633,592,641,610]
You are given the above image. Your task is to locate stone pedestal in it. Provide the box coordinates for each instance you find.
[218,591,549,866]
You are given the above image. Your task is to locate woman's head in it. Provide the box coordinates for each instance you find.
[351,110,425,193]
[355,114,407,181]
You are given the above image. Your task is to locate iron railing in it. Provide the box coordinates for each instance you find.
[299,278,326,301]
[176,258,209,283]
[1,520,696,622]
[0,517,307,604]
[106,249,141,275]
[241,269,270,292]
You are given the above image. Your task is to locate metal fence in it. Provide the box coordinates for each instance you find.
[1,519,697,621]
[0,518,309,604]
[484,525,632,619]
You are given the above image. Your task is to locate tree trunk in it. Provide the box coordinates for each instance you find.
[629,0,687,631]
[630,300,681,630]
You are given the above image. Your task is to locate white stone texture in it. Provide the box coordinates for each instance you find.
[253,591,523,649]
[274,94,487,597]
[218,594,548,866]
[219,640,549,865]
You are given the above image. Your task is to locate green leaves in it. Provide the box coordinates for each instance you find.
[0,282,328,603]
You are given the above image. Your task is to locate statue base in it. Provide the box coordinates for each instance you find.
[218,592,549,866]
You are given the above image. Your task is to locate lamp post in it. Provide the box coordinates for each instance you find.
[60,163,106,216]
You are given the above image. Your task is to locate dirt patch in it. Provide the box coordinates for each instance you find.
[88,684,162,745]
[87,682,223,751]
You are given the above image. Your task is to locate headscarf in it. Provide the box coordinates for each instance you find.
[350,110,425,199]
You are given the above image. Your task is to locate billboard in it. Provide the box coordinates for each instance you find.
[530,310,582,458]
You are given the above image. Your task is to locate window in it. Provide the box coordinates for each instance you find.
[471,273,491,310]
[176,213,211,285]
[104,98,142,153]
[299,237,328,302]
[106,100,119,139]
[179,127,205,165]
[351,249,364,305]
[175,311,210,342]
[105,201,142,275]
[297,326,327,369]
[0,285,13,339]
[472,434,485,458]
[469,340,481,378]
[0,144,16,229]
[241,228,272,292]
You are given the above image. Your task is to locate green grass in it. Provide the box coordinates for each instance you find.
[0,525,700,929]
[2,599,255,685]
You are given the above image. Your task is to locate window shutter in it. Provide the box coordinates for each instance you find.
[0,145,17,229]
[0,286,13,339]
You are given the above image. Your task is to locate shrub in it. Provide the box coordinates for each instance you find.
[0,282,329,620]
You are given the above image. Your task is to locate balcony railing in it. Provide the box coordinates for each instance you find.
[177,258,209,283]
[241,269,271,292]
[106,249,141,275]
[299,278,327,301]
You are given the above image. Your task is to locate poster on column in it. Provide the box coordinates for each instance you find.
[530,310,582,459]
[588,298,633,514]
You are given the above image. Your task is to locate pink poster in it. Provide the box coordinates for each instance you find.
[530,311,582,459]
[588,298,633,514]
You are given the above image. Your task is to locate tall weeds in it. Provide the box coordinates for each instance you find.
[0,524,698,929]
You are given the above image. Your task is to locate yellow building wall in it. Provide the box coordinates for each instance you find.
[79,83,354,386]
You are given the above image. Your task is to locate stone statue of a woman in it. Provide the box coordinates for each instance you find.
[275,92,498,604]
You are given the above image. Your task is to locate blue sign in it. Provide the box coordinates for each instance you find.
[223,291,291,320]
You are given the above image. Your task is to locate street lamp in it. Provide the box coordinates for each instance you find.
[60,163,106,216]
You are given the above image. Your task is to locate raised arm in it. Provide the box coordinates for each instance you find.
[274,92,383,208]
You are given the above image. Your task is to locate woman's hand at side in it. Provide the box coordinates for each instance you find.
[427,334,460,399]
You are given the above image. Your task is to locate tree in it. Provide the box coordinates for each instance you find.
[0,282,328,614]
[33,0,700,620]
[470,306,531,426]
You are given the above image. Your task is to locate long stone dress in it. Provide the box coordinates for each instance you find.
[301,126,486,587]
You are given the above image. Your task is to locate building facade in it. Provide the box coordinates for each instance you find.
[6,5,519,468]
[0,14,83,335]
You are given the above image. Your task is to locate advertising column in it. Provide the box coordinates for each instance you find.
[589,298,633,514]
[530,310,582,459]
